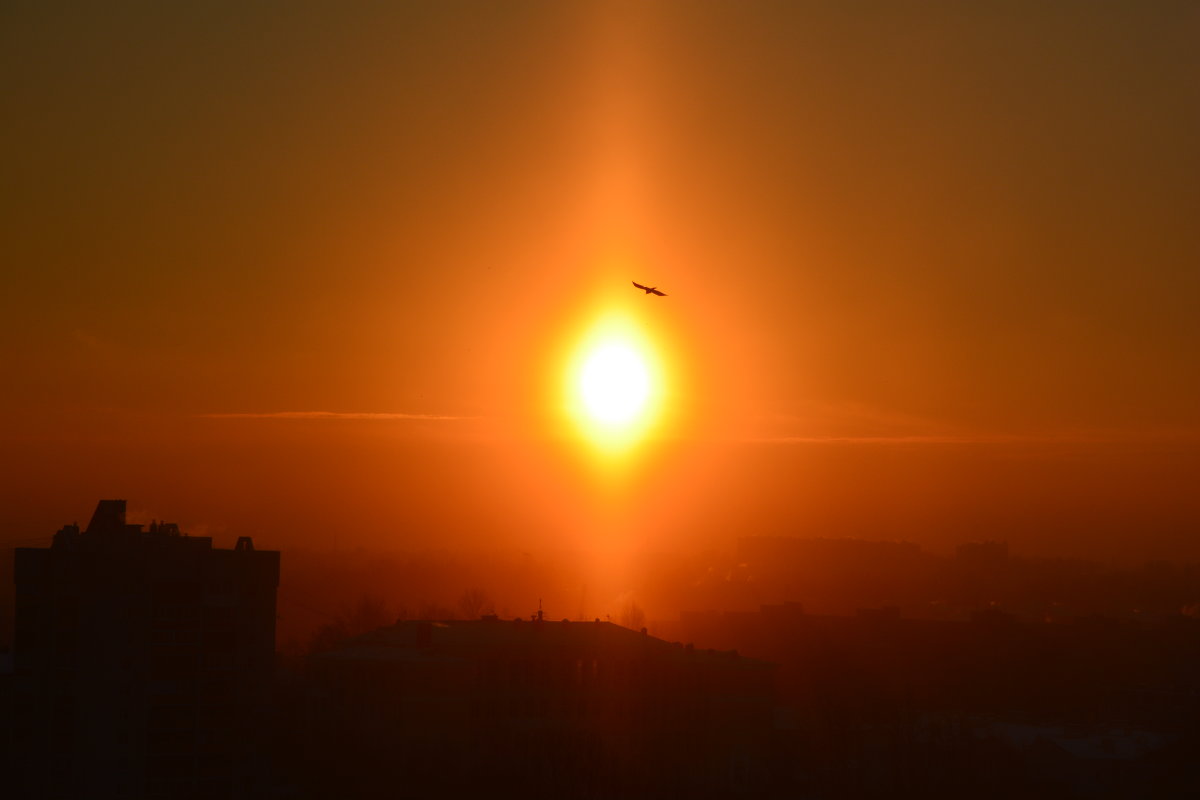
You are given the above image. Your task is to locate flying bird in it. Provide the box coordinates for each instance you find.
[632,281,667,296]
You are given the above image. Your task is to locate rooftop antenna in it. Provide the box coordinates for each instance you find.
[537,598,543,622]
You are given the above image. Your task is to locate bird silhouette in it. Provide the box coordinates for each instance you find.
[632,281,667,296]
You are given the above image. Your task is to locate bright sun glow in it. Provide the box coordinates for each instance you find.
[564,312,665,453]
[580,344,650,424]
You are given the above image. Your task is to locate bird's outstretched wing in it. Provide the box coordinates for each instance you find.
[632,281,668,296]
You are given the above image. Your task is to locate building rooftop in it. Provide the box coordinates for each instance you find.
[44,499,244,554]
[318,617,771,670]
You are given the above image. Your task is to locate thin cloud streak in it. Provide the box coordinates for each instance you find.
[755,405,1200,446]
[200,411,474,421]
[761,430,1200,446]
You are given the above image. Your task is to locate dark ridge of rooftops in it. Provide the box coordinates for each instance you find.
[39,499,270,555]
[316,617,772,668]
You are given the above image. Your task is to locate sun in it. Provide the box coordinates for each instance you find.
[580,343,650,425]
[564,313,664,452]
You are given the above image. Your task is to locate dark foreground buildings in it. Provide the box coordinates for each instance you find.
[11,500,279,799]
[23,509,1199,797]
[6,500,778,800]
[283,614,777,798]
[673,601,1200,798]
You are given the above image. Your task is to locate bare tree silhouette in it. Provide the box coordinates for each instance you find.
[619,600,646,630]
[309,593,393,653]
[458,588,495,619]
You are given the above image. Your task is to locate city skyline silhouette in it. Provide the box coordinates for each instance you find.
[2,1,1198,797]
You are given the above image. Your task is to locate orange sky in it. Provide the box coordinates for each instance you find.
[2,2,1198,565]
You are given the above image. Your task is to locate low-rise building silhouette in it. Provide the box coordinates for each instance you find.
[12,500,279,799]
[294,612,776,797]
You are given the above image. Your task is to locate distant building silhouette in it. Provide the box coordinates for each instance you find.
[956,539,1010,568]
[295,615,776,797]
[735,536,932,614]
[737,536,925,577]
[12,500,279,799]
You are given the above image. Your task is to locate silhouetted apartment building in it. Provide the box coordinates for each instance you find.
[12,500,279,799]
[293,614,776,797]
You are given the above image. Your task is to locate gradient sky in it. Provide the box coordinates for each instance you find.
[3,2,1198,563]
